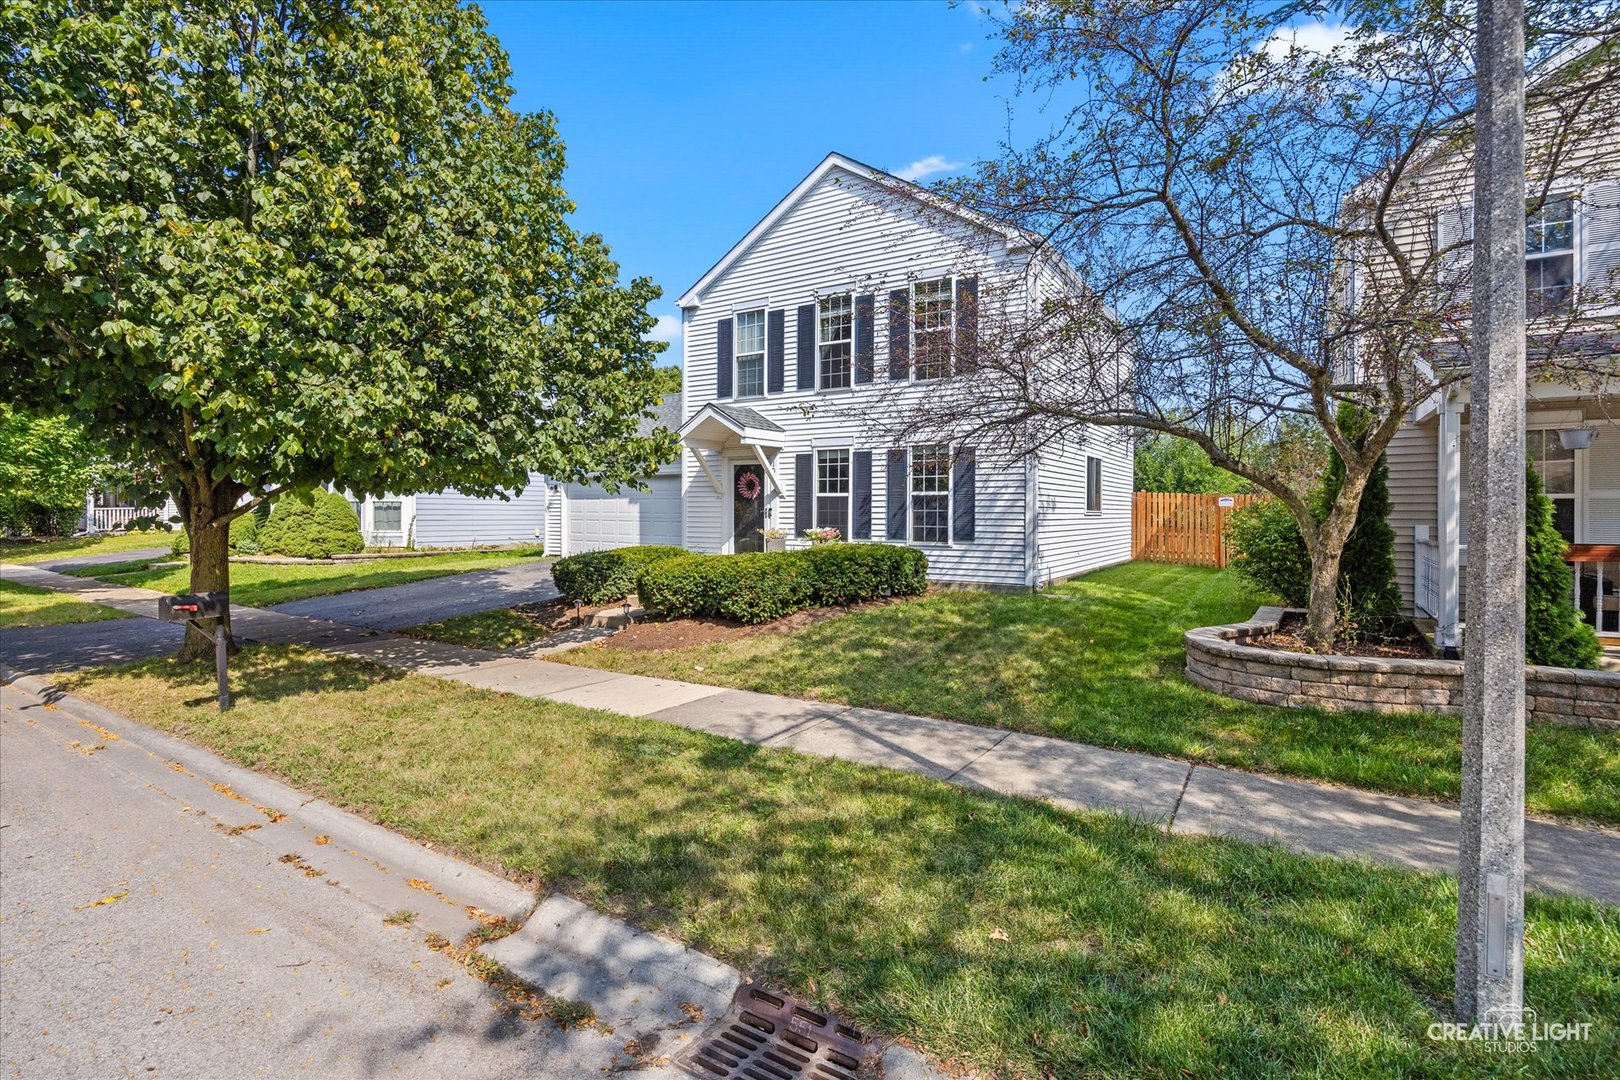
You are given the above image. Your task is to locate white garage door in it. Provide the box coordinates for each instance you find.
[564,475,682,553]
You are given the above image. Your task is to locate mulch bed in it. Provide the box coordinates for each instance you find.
[599,594,918,653]
[1244,612,1435,660]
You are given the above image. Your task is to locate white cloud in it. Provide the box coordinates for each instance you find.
[958,41,975,54]
[645,313,682,347]
[894,154,966,182]
[1261,20,1357,61]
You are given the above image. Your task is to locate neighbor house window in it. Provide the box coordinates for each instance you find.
[912,277,953,380]
[373,501,403,533]
[815,449,851,537]
[735,309,766,398]
[818,294,852,390]
[1086,456,1102,513]
[910,444,951,544]
[1527,429,1576,541]
[1526,196,1575,316]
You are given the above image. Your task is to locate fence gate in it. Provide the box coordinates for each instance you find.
[1132,492,1264,568]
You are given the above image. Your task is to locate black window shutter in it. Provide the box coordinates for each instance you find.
[854,293,875,384]
[852,450,873,540]
[886,447,908,541]
[767,309,785,394]
[954,276,979,374]
[795,452,813,536]
[796,304,816,390]
[888,289,910,380]
[716,317,733,399]
[951,446,976,542]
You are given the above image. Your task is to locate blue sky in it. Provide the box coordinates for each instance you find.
[477,0,1013,364]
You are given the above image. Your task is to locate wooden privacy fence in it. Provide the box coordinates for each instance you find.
[1132,492,1266,568]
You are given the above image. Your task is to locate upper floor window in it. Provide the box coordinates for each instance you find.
[818,294,852,390]
[1526,196,1574,316]
[912,278,953,380]
[735,309,766,398]
[815,448,851,537]
[910,444,951,544]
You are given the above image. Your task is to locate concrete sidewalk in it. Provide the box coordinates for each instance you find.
[6,560,1618,905]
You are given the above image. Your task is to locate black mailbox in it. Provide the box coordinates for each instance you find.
[157,591,233,710]
[158,592,230,623]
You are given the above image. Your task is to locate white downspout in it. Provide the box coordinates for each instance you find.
[1436,389,1463,656]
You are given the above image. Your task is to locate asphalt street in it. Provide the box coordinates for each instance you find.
[0,690,631,1079]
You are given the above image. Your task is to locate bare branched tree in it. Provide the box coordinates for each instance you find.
[876,0,1619,646]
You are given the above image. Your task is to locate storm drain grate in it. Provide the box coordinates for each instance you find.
[674,984,873,1080]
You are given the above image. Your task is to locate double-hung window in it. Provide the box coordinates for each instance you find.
[910,444,951,544]
[1526,196,1575,316]
[373,500,403,534]
[912,278,953,380]
[1527,429,1576,541]
[735,310,766,398]
[818,294,853,390]
[815,449,851,537]
[1085,456,1102,513]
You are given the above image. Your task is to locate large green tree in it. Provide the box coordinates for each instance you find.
[2,1,672,657]
[0,403,96,535]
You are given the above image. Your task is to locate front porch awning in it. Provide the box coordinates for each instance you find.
[678,402,787,451]
[679,403,787,495]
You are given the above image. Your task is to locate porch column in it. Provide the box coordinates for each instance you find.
[84,490,97,535]
[1436,390,1463,655]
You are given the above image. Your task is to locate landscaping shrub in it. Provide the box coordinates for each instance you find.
[1225,498,1310,606]
[170,511,263,557]
[1525,464,1601,669]
[637,552,817,624]
[637,545,930,624]
[551,545,688,604]
[257,492,364,559]
[801,543,928,605]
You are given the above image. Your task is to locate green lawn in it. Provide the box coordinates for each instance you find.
[67,547,547,608]
[0,579,130,629]
[63,645,1618,1079]
[398,606,554,651]
[0,530,174,564]
[558,562,1620,827]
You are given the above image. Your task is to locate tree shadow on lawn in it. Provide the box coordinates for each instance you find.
[530,725,1617,1079]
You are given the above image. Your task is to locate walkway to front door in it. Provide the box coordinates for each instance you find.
[732,463,765,553]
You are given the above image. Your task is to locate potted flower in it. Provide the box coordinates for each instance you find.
[802,526,841,545]
[759,526,787,553]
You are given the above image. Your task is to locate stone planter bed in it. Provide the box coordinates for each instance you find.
[1185,606,1620,731]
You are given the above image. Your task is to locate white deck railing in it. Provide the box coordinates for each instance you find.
[1414,531,1440,619]
[1569,548,1620,637]
[86,506,148,533]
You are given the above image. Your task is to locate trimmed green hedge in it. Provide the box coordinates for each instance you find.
[637,545,929,625]
[551,545,688,604]
[257,492,363,559]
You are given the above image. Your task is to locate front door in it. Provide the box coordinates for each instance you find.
[732,463,766,553]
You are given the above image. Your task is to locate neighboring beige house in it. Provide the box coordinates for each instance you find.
[1367,43,1620,653]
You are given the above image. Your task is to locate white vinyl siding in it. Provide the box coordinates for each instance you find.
[678,163,1130,587]
[408,475,549,548]
[1385,421,1439,616]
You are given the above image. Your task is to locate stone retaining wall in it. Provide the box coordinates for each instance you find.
[1185,606,1620,731]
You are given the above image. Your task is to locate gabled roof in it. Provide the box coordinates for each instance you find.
[676,152,1041,309]
[678,401,786,450]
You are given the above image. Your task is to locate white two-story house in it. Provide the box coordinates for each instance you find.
[673,153,1133,589]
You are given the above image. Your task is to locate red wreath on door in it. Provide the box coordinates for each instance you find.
[736,471,763,500]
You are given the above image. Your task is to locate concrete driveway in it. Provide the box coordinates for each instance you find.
[268,559,559,631]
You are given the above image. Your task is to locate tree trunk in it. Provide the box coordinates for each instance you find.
[1303,537,1346,648]
[178,476,237,662]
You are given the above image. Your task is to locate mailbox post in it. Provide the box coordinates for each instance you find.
[158,592,232,710]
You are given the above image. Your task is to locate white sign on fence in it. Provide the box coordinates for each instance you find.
[1218,496,1236,508]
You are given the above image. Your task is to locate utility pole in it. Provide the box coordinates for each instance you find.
[1458,0,1527,1026]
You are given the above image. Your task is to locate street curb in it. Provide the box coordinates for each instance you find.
[0,665,535,924]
